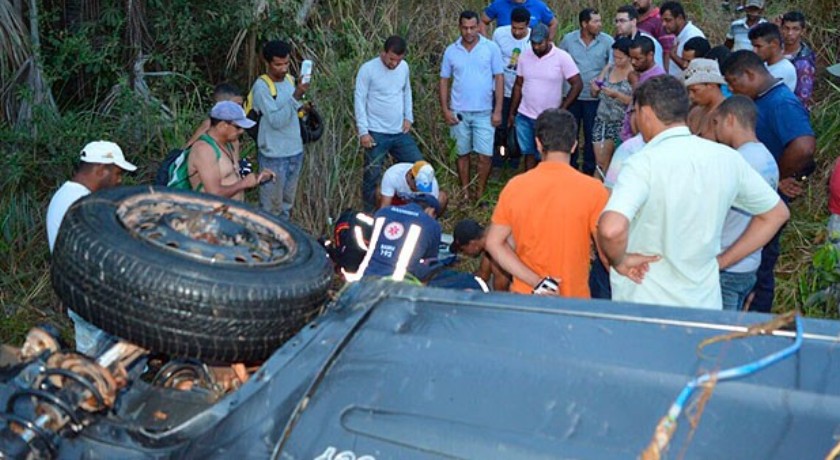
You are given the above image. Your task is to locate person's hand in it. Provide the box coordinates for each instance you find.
[590,80,601,95]
[614,253,661,284]
[491,109,502,128]
[293,81,310,100]
[443,110,459,126]
[402,119,412,133]
[778,177,805,199]
[507,113,515,128]
[251,169,275,187]
[360,134,374,149]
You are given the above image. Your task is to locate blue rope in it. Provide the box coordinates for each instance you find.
[666,314,804,421]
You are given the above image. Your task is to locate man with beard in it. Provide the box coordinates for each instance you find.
[634,0,664,40]
[618,36,665,141]
[614,5,663,69]
[355,35,425,212]
[660,1,706,77]
[560,8,614,175]
[440,10,504,202]
[510,23,582,171]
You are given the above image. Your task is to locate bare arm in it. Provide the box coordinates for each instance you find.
[778,135,816,180]
[190,144,271,198]
[439,77,459,126]
[562,74,583,109]
[492,74,504,127]
[718,200,790,270]
[547,17,559,42]
[597,211,660,283]
[184,119,211,149]
[485,223,542,289]
[378,194,393,209]
[479,13,493,37]
[508,76,524,126]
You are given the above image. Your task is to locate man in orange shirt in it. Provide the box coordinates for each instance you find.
[486,108,609,297]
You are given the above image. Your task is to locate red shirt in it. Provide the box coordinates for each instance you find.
[829,159,840,215]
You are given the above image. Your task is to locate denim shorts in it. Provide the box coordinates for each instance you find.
[450,110,494,156]
[515,114,539,160]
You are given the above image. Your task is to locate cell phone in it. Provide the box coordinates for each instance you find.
[595,79,605,88]
[532,277,560,295]
[301,59,313,84]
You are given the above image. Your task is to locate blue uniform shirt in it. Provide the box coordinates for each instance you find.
[363,203,442,280]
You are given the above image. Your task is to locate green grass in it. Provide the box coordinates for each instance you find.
[1,0,839,343]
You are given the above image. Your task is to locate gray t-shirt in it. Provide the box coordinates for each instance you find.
[720,141,779,273]
[253,75,303,158]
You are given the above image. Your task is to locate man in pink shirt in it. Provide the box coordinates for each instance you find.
[509,23,583,171]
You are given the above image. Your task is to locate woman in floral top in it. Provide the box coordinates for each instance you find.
[590,38,636,178]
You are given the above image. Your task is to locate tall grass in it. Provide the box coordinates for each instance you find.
[2,0,839,342]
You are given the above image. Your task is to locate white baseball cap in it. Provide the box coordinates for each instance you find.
[80,141,137,172]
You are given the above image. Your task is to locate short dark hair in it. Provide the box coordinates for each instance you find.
[683,37,710,57]
[706,45,732,65]
[634,75,690,124]
[262,40,291,62]
[660,1,686,19]
[720,50,769,77]
[748,22,782,45]
[781,11,806,29]
[714,95,758,131]
[459,10,479,24]
[511,6,530,24]
[535,109,578,153]
[384,35,407,55]
[579,8,599,25]
[630,35,655,55]
[213,83,241,100]
[617,5,639,20]
[612,37,633,56]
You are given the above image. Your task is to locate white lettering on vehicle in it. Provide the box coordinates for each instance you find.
[314,446,376,460]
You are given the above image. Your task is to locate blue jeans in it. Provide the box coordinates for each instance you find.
[589,256,612,300]
[515,114,540,160]
[362,132,423,211]
[68,309,114,356]
[259,152,304,219]
[569,99,599,174]
[720,270,757,311]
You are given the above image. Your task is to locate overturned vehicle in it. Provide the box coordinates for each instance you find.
[2,187,840,459]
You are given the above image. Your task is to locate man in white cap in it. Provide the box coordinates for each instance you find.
[187,100,274,201]
[46,140,137,355]
[682,58,726,139]
[378,161,448,213]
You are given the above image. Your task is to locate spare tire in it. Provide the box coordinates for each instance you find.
[51,186,332,364]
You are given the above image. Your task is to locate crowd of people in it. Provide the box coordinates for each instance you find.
[46,0,829,352]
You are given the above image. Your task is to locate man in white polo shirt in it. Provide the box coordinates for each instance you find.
[440,10,504,203]
[597,75,788,309]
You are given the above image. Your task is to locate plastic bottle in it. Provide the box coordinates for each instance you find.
[507,48,521,70]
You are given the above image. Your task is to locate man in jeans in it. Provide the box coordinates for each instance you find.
[251,40,309,219]
[510,23,582,171]
[355,35,424,212]
[712,95,779,310]
[440,10,504,202]
[561,8,614,174]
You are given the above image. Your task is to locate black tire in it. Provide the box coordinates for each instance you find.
[51,186,332,364]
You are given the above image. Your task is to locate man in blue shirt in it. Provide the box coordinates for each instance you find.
[358,194,442,282]
[481,0,558,41]
[721,50,815,312]
[440,10,504,202]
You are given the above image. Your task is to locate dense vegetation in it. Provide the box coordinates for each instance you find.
[1,0,839,343]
